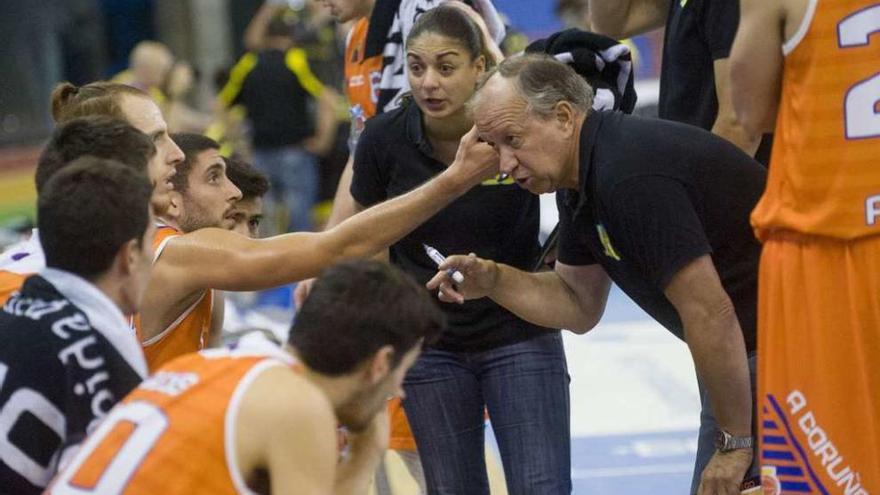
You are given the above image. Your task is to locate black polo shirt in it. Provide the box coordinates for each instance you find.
[557,111,765,352]
[351,100,552,352]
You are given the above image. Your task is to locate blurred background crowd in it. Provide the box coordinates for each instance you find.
[0,0,663,241]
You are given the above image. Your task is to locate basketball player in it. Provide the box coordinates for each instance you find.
[49,260,445,495]
[0,158,154,493]
[730,0,880,490]
[225,157,269,239]
[134,133,242,369]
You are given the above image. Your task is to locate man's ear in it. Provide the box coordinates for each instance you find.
[165,191,183,220]
[365,345,395,385]
[115,238,139,277]
[554,100,577,137]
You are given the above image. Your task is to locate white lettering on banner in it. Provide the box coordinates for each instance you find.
[786,390,871,494]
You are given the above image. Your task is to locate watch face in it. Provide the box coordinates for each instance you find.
[714,430,729,450]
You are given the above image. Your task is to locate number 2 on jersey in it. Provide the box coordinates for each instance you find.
[838,5,880,139]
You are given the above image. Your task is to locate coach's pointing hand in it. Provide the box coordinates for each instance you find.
[426,253,499,304]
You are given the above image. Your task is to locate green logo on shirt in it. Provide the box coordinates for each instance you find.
[596,224,622,261]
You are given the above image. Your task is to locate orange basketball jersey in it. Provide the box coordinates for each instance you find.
[0,230,44,305]
[751,0,880,240]
[134,225,214,371]
[49,338,296,494]
[345,18,383,124]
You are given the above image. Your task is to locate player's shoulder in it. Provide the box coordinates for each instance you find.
[239,363,335,430]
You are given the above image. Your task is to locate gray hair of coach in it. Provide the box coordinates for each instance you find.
[473,53,594,119]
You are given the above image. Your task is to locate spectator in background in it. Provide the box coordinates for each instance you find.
[589,0,772,165]
[112,40,175,106]
[164,61,215,133]
[219,12,337,233]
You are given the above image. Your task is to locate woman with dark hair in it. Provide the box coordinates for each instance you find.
[323,4,572,494]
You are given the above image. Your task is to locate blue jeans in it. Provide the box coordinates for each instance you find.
[402,332,572,495]
[690,354,759,494]
[252,146,318,233]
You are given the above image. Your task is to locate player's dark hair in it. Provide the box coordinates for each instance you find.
[225,156,269,200]
[36,116,155,194]
[407,4,492,66]
[169,133,221,193]
[289,260,445,376]
[39,157,152,280]
[51,81,150,124]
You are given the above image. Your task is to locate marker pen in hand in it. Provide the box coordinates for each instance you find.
[423,244,465,284]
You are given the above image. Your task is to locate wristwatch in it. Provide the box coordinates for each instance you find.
[715,429,754,452]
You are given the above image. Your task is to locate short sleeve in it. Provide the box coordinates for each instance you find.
[349,124,389,208]
[701,0,739,60]
[556,192,598,266]
[606,177,712,289]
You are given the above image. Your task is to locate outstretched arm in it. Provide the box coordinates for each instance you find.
[427,256,611,333]
[156,128,499,295]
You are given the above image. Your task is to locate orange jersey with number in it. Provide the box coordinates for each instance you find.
[751,1,880,240]
[345,18,382,120]
[134,225,214,371]
[49,339,297,495]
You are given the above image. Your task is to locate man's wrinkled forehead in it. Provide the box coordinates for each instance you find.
[474,76,528,135]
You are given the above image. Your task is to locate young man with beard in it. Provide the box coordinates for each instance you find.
[49,260,445,495]
[135,133,242,369]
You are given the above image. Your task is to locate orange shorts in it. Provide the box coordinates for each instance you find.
[388,398,415,451]
[757,233,880,494]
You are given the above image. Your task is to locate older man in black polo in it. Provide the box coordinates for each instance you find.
[429,53,765,495]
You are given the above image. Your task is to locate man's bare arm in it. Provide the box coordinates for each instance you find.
[589,0,669,39]
[243,2,285,51]
[427,257,611,333]
[730,0,785,135]
[711,58,762,156]
[665,255,752,493]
